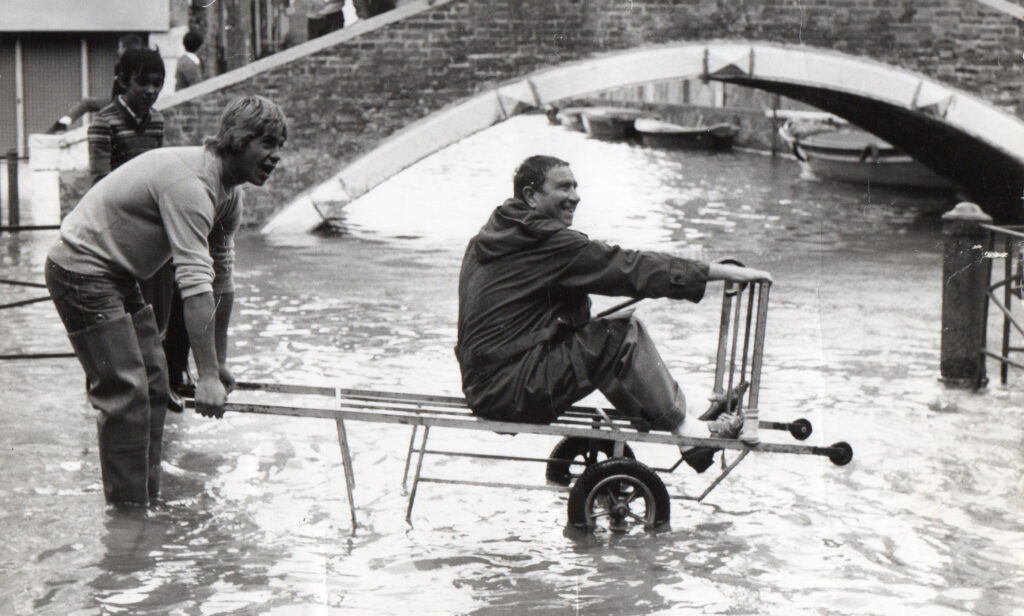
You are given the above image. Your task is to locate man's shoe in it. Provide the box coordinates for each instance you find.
[698,381,748,421]
[706,412,742,439]
[681,412,743,473]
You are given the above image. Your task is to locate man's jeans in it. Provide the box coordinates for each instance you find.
[45,258,168,505]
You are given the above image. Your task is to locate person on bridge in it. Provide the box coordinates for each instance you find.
[455,155,772,471]
[44,95,288,507]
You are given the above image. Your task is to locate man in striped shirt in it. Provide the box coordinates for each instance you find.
[88,47,166,185]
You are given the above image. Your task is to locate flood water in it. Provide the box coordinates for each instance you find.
[2,114,1022,615]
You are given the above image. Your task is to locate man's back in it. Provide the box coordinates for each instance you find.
[175,54,202,90]
[457,198,592,366]
[51,146,240,297]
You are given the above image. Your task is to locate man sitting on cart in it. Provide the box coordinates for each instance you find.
[454,155,772,471]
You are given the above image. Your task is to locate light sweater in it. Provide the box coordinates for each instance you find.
[49,146,241,299]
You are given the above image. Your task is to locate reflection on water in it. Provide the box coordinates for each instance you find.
[2,114,1022,615]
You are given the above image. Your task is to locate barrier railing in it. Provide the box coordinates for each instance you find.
[980,223,1024,384]
[0,223,73,360]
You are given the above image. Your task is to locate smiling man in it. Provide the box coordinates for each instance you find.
[455,155,771,471]
[45,95,287,506]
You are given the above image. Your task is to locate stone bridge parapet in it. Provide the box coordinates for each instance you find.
[43,0,1024,227]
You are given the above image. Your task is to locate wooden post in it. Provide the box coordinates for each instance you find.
[940,202,993,388]
[6,150,18,227]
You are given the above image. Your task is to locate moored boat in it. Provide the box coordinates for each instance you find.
[554,107,590,132]
[778,119,954,191]
[579,107,644,140]
[634,117,738,151]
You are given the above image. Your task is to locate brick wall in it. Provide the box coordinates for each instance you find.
[157,0,1023,226]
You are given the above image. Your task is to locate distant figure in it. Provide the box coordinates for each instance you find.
[88,47,165,185]
[48,34,143,134]
[355,0,396,18]
[175,31,204,91]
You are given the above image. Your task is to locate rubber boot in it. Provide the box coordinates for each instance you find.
[131,305,169,501]
[68,313,151,506]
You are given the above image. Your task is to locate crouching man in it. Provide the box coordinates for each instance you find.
[45,95,288,506]
[455,155,771,471]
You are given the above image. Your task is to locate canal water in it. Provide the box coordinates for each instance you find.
[1,114,1022,615]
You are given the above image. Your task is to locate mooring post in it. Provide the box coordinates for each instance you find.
[940,202,993,389]
[6,149,19,228]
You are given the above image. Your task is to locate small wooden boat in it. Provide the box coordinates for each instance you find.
[579,107,645,140]
[634,117,738,151]
[778,119,954,190]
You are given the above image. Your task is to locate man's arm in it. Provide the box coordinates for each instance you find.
[214,291,235,392]
[183,291,227,417]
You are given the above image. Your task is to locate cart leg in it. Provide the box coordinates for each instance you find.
[335,418,358,532]
[402,425,419,490]
[696,449,749,502]
[405,425,431,524]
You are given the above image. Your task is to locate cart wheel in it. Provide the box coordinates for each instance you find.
[827,441,854,466]
[546,437,635,486]
[567,459,670,533]
[788,418,813,441]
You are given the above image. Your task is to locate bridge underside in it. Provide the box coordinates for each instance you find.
[717,76,1024,224]
[264,42,1024,234]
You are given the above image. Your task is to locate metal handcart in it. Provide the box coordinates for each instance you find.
[206,278,853,533]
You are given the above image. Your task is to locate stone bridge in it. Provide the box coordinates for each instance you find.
[149,0,1024,231]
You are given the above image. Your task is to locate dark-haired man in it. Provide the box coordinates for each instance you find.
[455,155,772,471]
[45,96,288,506]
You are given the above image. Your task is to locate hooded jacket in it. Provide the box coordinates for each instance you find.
[456,199,709,385]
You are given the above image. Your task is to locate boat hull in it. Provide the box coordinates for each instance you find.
[636,120,738,151]
[580,108,643,141]
[780,122,955,191]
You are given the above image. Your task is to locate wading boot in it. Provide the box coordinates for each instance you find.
[68,313,151,506]
[131,305,169,501]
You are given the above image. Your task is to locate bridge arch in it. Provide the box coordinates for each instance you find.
[263,41,1024,234]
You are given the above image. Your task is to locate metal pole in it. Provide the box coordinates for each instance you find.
[940,202,993,388]
[6,150,19,227]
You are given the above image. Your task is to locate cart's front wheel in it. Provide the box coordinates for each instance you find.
[546,437,635,486]
[567,459,669,532]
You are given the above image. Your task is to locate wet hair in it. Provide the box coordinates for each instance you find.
[206,95,288,156]
[183,31,203,53]
[513,155,570,201]
[116,47,165,87]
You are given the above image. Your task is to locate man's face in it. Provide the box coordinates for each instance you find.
[123,71,164,114]
[526,165,580,227]
[231,133,285,187]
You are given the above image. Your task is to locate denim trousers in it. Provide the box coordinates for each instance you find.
[45,258,168,504]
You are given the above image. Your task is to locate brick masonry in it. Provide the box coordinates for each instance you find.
[150,0,1023,226]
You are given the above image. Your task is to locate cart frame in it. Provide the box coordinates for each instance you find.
[210,280,853,532]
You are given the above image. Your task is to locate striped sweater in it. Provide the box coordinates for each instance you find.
[88,97,164,185]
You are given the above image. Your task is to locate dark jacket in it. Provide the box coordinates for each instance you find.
[456,198,709,409]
